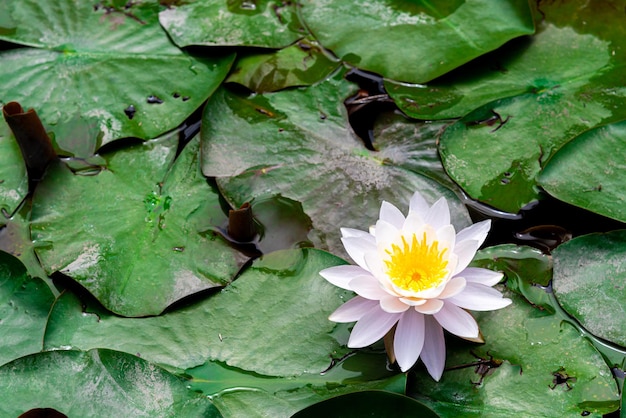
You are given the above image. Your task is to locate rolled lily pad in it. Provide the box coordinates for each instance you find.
[44,249,351,375]
[159,0,304,48]
[201,72,471,258]
[411,288,620,417]
[538,121,626,223]
[299,0,534,83]
[0,251,54,366]
[0,115,27,215]
[552,230,626,348]
[0,0,234,146]
[226,38,340,92]
[31,134,245,317]
[0,349,221,417]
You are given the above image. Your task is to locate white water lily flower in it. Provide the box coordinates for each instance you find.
[320,191,511,381]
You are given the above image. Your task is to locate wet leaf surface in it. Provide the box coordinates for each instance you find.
[299,0,534,83]
[0,0,234,146]
[31,134,245,317]
[44,249,351,375]
[0,115,27,214]
[552,231,626,348]
[0,349,221,417]
[201,71,471,259]
[0,252,54,366]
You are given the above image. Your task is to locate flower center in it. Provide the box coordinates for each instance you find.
[384,232,449,292]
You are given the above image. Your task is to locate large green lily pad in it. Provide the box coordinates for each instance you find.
[159,0,304,48]
[299,0,534,83]
[31,134,245,317]
[538,121,626,223]
[201,72,471,258]
[0,349,221,417]
[44,249,351,375]
[411,288,619,417]
[0,251,54,366]
[0,0,234,146]
[552,230,626,348]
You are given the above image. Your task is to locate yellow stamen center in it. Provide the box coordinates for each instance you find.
[384,233,449,292]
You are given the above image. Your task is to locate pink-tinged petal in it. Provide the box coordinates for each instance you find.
[424,197,450,230]
[409,191,430,218]
[420,316,446,381]
[447,283,512,311]
[433,302,479,338]
[320,265,369,290]
[394,310,425,372]
[341,236,377,271]
[349,275,389,300]
[379,201,405,229]
[456,219,491,247]
[340,227,374,240]
[461,267,504,287]
[348,305,401,348]
[329,296,378,323]
[374,219,401,250]
[452,239,480,275]
[437,277,466,299]
[413,298,444,314]
[380,295,411,313]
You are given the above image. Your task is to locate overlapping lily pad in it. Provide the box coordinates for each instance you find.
[0,349,221,417]
[0,0,234,146]
[31,134,244,317]
[299,0,534,83]
[0,116,26,215]
[0,251,54,366]
[159,0,305,48]
[538,121,626,223]
[201,71,471,258]
[552,231,626,348]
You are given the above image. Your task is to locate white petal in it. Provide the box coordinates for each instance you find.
[433,302,479,338]
[329,296,378,322]
[349,275,389,300]
[456,219,491,247]
[405,280,447,299]
[462,267,504,287]
[348,305,401,348]
[447,283,512,311]
[341,236,377,271]
[424,198,450,230]
[340,227,373,239]
[379,201,405,229]
[420,316,446,381]
[364,250,388,283]
[437,277,466,299]
[394,310,425,372]
[374,219,401,250]
[380,295,410,313]
[414,298,444,314]
[452,239,480,275]
[320,265,369,290]
[436,224,456,248]
[402,212,426,236]
[409,191,430,218]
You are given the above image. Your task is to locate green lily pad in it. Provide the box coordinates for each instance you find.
[0,251,54,366]
[159,0,304,48]
[538,121,626,223]
[44,249,351,375]
[292,390,439,418]
[472,244,553,311]
[552,230,626,348]
[0,349,221,417]
[188,354,405,418]
[411,288,620,417]
[0,115,27,214]
[0,0,234,146]
[201,72,471,258]
[31,134,244,317]
[226,38,340,92]
[298,0,534,83]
